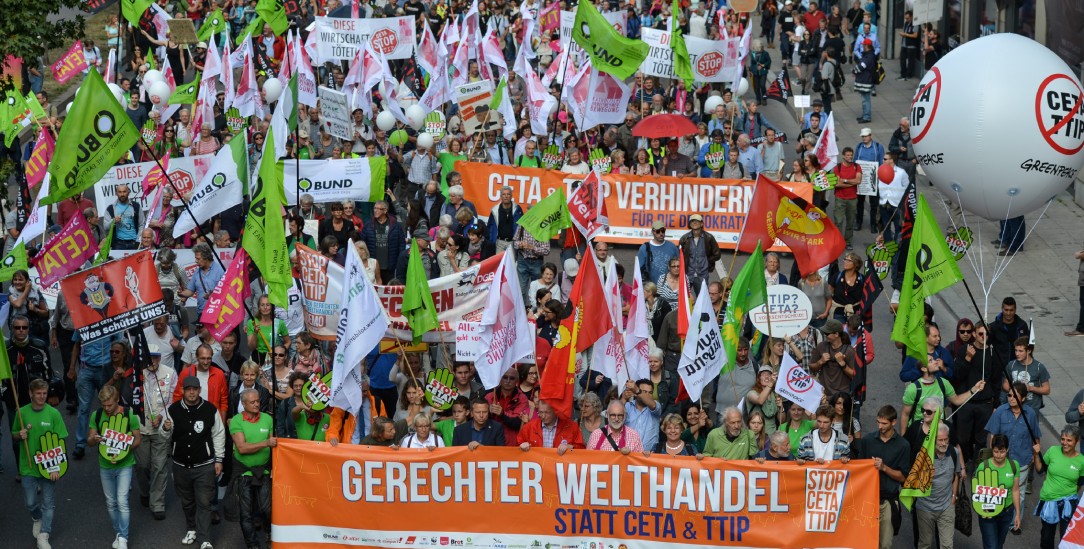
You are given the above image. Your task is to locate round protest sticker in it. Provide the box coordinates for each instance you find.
[425,368,459,411]
[1034,73,1084,155]
[750,285,813,337]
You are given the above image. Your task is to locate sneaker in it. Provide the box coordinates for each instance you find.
[116,538,128,549]
[153,511,166,520]
[113,535,119,549]
[182,531,197,545]
[846,243,854,250]
[200,543,214,549]
[72,447,85,460]
[36,533,51,549]
[1065,331,1084,337]
[33,519,42,537]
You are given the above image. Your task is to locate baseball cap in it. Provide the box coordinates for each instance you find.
[688,214,704,222]
[148,344,162,357]
[820,319,844,335]
[812,99,823,106]
[860,128,873,137]
[757,365,775,375]
[197,41,208,49]
[651,220,666,231]
[413,228,431,241]
[863,38,873,46]
[563,258,579,277]
[182,375,201,389]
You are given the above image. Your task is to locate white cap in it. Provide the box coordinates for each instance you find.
[860,128,873,137]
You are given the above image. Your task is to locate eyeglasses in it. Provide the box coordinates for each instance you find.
[922,409,936,415]
[12,326,29,331]
[274,353,286,357]
[609,414,625,419]
[654,229,666,234]
[959,329,973,334]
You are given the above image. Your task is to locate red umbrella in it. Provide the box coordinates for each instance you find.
[632,114,699,138]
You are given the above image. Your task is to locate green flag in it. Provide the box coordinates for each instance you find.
[0,240,28,282]
[238,16,264,45]
[94,225,115,266]
[517,188,571,241]
[891,194,964,363]
[900,406,941,510]
[257,0,289,35]
[670,0,695,91]
[3,87,33,147]
[490,75,507,110]
[242,127,291,309]
[145,50,156,70]
[0,334,11,380]
[572,0,649,80]
[721,241,769,374]
[121,0,154,26]
[169,75,201,105]
[198,9,229,41]
[44,70,138,206]
[25,92,47,121]
[403,243,438,344]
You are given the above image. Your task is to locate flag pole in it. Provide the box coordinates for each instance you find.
[7,377,35,470]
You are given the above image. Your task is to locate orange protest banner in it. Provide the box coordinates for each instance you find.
[272,440,879,549]
[455,162,813,250]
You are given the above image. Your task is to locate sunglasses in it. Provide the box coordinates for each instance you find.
[959,329,973,334]
[12,325,29,331]
[922,409,936,416]
[274,353,286,357]
[654,228,666,233]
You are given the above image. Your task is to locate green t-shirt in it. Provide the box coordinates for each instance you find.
[435,419,458,448]
[245,318,288,353]
[703,428,758,460]
[902,378,957,425]
[437,152,467,194]
[92,409,141,469]
[230,412,274,474]
[781,420,815,457]
[295,410,330,442]
[1038,447,1084,501]
[13,404,68,478]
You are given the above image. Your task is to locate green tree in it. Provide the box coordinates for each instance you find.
[0,0,87,84]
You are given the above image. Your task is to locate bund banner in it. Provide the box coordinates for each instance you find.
[271,441,879,549]
[455,162,813,249]
[60,250,166,341]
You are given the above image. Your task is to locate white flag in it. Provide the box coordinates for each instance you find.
[523,64,556,136]
[293,31,318,108]
[172,135,248,237]
[329,239,389,413]
[19,172,49,245]
[202,38,221,82]
[677,281,727,402]
[624,257,652,381]
[590,261,626,384]
[416,21,441,76]
[475,252,535,390]
[567,66,632,132]
[812,111,839,171]
[774,352,823,415]
[221,42,235,110]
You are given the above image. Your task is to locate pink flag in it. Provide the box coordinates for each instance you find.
[221,42,235,110]
[416,21,441,76]
[539,2,560,33]
[24,128,55,188]
[201,248,253,342]
[104,48,117,84]
[567,171,609,240]
[812,112,839,171]
[51,40,88,84]
[30,212,100,287]
[623,257,652,380]
[142,152,170,195]
[475,251,535,389]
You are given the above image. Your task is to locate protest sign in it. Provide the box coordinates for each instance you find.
[314,16,416,61]
[455,321,482,360]
[294,243,343,341]
[456,162,813,249]
[272,440,879,548]
[167,18,198,44]
[856,160,879,196]
[51,41,88,84]
[60,251,166,341]
[455,80,500,136]
[775,353,824,414]
[686,36,742,83]
[640,29,675,79]
[95,155,215,214]
[749,285,814,337]
[283,157,386,204]
[317,86,352,140]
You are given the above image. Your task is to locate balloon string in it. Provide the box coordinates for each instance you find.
[989,199,1053,286]
[932,188,983,290]
[990,194,1018,281]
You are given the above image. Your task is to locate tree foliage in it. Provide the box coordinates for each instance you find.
[0,0,87,70]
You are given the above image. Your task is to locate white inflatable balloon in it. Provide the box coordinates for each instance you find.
[416,132,434,150]
[910,34,1084,220]
[148,81,171,106]
[405,104,426,130]
[376,111,396,131]
[144,69,164,85]
[107,83,125,105]
[263,78,283,103]
[736,78,750,97]
[704,95,724,113]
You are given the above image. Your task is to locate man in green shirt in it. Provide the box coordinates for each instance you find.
[89,384,142,549]
[230,388,276,549]
[14,378,68,549]
[703,407,758,460]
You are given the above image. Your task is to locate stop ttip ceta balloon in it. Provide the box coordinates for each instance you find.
[909,33,1084,220]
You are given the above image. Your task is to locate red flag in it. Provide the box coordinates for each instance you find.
[25,127,55,187]
[738,175,846,277]
[142,152,170,195]
[677,251,691,339]
[200,248,253,341]
[539,249,612,419]
[567,171,609,241]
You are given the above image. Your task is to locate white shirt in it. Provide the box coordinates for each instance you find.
[400,431,446,449]
[144,326,176,372]
[879,166,909,207]
[811,430,837,462]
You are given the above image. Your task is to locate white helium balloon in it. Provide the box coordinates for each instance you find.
[376,111,396,131]
[736,77,749,96]
[144,69,164,85]
[263,78,283,103]
[417,132,434,150]
[148,81,171,105]
[107,83,125,105]
[703,95,724,113]
[910,34,1084,220]
[405,104,427,130]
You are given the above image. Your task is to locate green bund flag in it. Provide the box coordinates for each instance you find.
[257,0,289,35]
[517,188,571,241]
[198,9,229,41]
[239,16,264,45]
[169,75,201,105]
[891,194,964,362]
[0,335,10,380]
[26,92,48,121]
[900,406,940,510]
[721,241,768,374]
[403,243,439,344]
[670,0,695,90]
[490,76,507,111]
[0,240,28,282]
[94,225,114,266]
[3,88,33,147]
[44,70,138,206]
[243,127,291,309]
[121,0,154,26]
[572,0,649,80]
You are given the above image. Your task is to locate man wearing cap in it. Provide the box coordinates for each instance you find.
[136,343,176,520]
[810,319,857,396]
[854,128,885,232]
[165,375,225,549]
[853,39,877,124]
[637,221,679,284]
[394,229,438,282]
[678,214,720,294]
[560,258,579,303]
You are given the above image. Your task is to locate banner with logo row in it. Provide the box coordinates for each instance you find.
[314,16,416,61]
[271,441,878,549]
[284,156,387,205]
[455,162,813,249]
[94,154,215,215]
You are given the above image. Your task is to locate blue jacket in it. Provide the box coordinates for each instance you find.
[486,204,523,243]
[854,141,885,165]
[899,345,955,383]
[697,142,729,178]
[360,218,405,275]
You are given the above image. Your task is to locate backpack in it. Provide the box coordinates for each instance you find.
[875,61,887,84]
[830,59,846,88]
[911,377,948,419]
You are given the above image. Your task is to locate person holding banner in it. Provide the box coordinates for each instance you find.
[704,407,759,460]
[15,378,67,549]
[136,344,175,521]
[230,387,277,549]
[796,405,851,465]
[587,400,644,454]
[88,384,142,549]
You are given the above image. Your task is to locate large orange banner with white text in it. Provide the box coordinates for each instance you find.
[271,440,879,549]
[456,162,813,249]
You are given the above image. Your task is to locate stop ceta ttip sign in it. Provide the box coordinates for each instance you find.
[1034,73,1084,155]
[910,67,942,145]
